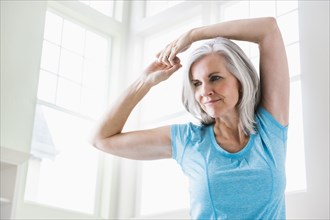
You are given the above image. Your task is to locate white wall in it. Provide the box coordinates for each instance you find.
[285,1,329,219]
[1,1,47,153]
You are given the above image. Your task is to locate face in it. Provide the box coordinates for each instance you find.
[190,53,241,119]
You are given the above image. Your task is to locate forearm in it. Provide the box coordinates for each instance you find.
[92,77,151,144]
[191,17,277,44]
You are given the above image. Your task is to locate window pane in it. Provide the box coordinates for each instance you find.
[80,0,116,18]
[56,78,81,112]
[277,10,299,45]
[25,105,99,214]
[37,70,57,103]
[146,1,167,17]
[277,0,298,16]
[286,81,307,192]
[85,31,108,65]
[250,0,276,18]
[80,86,105,119]
[221,1,249,21]
[90,0,114,17]
[286,42,301,78]
[250,43,259,58]
[43,11,62,45]
[40,41,60,73]
[82,60,106,89]
[62,20,85,55]
[145,1,184,17]
[250,56,260,75]
[59,49,83,83]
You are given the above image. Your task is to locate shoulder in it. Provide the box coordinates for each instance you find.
[255,106,288,140]
[171,122,207,139]
[171,122,211,163]
[171,122,211,149]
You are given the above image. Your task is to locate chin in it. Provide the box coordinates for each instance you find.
[205,108,230,119]
[205,111,220,119]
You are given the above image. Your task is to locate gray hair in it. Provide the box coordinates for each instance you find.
[182,37,260,134]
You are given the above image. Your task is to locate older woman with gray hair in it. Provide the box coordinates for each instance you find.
[92,17,289,219]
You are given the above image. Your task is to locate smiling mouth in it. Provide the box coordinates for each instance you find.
[204,99,222,105]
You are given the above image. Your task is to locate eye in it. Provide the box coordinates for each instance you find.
[193,81,202,87]
[210,75,222,82]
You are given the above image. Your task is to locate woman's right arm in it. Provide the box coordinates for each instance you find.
[91,59,182,160]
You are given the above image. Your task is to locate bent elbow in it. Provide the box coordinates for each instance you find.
[265,17,279,32]
[258,17,280,43]
[89,135,104,151]
[90,137,116,156]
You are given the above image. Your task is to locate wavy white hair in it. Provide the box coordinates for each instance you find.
[182,37,260,134]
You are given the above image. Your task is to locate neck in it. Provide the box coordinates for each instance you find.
[214,109,241,136]
[213,111,248,151]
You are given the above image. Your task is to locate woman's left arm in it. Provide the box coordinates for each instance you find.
[160,17,289,125]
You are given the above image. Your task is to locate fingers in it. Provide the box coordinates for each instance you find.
[168,46,178,65]
[158,47,171,66]
[157,42,179,66]
[163,62,182,76]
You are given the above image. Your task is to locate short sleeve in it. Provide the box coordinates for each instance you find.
[171,123,193,164]
[171,124,186,164]
[256,107,288,141]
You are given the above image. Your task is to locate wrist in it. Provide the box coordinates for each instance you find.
[136,75,154,91]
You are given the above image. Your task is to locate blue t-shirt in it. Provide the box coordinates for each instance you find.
[171,107,288,220]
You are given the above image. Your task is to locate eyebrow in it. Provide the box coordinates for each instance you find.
[191,72,221,81]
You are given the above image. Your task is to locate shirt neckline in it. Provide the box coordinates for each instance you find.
[208,125,255,159]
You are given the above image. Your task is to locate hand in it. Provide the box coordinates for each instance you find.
[157,29,194,66]
[142,57,182,87]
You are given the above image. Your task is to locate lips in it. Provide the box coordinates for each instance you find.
[204,98,222,105]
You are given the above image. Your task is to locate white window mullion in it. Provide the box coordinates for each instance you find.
[24,7,114,218]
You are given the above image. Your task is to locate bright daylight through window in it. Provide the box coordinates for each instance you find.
[24,10,110,214]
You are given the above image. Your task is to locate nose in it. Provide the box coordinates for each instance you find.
[200,84,214,97]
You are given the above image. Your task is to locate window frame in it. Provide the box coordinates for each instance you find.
[20,1,129,219]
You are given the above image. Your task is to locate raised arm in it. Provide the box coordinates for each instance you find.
[160,17,289,125]
[91,59,182,160]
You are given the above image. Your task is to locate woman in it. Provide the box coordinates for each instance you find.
[92,17,289,219]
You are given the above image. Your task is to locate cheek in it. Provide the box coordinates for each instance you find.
[226,79,240,93]
[216,83,234,96]
[193,91,207,112]
[217,84,229,93]
[194,92,201,104]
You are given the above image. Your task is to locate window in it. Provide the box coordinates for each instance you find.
[145,0,185,17]
[24,10,111,214]
[220,0,306,192]
[80,0,123,21]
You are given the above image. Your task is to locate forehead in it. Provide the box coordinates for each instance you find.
[190,53,229,78]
